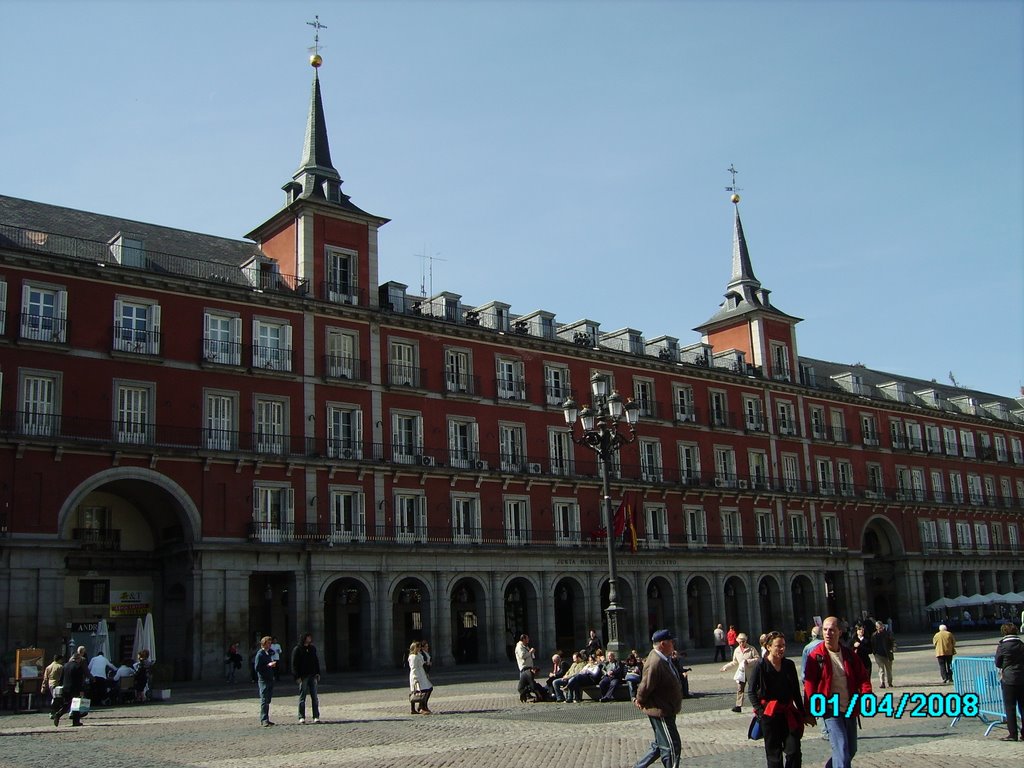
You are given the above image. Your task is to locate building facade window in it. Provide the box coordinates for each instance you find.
[822,516,841,548]
[790,514,808,547]
[19,370,60,436]
[548,429,574,476]
[504,496,531,546]
[925,424,941,453]
[252,318,292,372]
[960,430,976,458]
[770,342,791,381]
[943,426,959,456]
[639,439,663,482]
[674,385,695,421]
[830,409,846,442]
[905,422,923,451]
[452,493,481,543]
[204,390,238,451]
[931,470,945,503]
[327,329,358,379]
[498,423,526,472]
[203,311,242,365]
[748,451,768,489]
[679,443,700,484]
[328,404,363,459]
[809,406,826,439]
[252,484,294,543]
[496,357,526,401]
[994,434,1008,462]
[329,488,365,542]
[744,396,764,431]
[115,382,153,445]
[721,509,741,545]
[837,461,854,497]
[114,297,161,355]
[777,401,796,435]
[544,363,570,406]
[686,507,706,546]
[949,472,964,503]
[710,390,729,427]
[866,463,884,496]
[392,411,424,464]
[448,417,479,468]
[325,246,358,304]
[815,458,834,495]
[20,283,68,343]
[755,509,775,546]
[714,447,736,487]
[389,339,418,386]
[395,492,427,543]
[553,498,581,546]
[445,348,474,394]
[645,504,668,548]
[861,414,879,445]
[254,397,287,455]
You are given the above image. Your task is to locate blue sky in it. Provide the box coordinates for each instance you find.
[2,0,1022,399]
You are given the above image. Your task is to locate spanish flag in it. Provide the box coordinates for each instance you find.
[626,494,638,553]
[612,498,627,537]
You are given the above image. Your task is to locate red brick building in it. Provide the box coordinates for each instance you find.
[2,60,1022,678]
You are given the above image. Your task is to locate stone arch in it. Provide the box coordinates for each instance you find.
[58,466,201,543]
[756,575,783,637]
[449,575,487,664]
[685,575,714,648]
[322,575,373,671]
[552,576,586,655]
[861,515,906,622]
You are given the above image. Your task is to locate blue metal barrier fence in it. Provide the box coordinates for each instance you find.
[950,656,1006,736]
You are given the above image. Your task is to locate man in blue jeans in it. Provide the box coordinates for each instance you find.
[291,633,322,723]
[254,636,278,726]
[803,616,872,768]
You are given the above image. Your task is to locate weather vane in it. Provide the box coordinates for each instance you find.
[725,164,742,203]
[307,15,327,67]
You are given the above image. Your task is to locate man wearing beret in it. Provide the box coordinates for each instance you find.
[633,629,683,768]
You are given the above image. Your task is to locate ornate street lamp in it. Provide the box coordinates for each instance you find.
[563,373,640,655]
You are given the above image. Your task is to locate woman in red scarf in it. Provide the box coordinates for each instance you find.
[748,631,815,768]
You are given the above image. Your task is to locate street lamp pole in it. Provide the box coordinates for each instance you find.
[563,373,640,656]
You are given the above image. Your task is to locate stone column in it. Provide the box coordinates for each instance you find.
[433,570,452,667]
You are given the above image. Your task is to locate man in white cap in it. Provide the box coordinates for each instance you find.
[633,629,683,768]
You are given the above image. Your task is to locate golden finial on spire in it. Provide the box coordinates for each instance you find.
[725,164,742,203]
[307,15,327,67]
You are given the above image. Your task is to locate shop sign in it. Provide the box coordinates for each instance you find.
[110,590,151,617]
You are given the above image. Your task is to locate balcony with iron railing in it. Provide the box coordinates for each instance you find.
[246,521,848,553]
[388,364,428,389]
[323,354,365,381]
[113,325,161,356]
[443,372,482,397]
[708,409,738,430]
[319,282,367,307]
[72,527,122,550]
[494,378,529,403]
[18,311,69,344]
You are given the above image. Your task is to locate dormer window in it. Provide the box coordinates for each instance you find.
[109,233,146,268]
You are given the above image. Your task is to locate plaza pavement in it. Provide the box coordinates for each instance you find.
[1,630,1017,768]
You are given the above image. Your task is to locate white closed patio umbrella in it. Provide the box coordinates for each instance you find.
[131,617,145,658]
[94,618,111,661]
[142,612,157,663]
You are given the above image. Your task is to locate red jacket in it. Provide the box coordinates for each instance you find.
[803,642,872,714]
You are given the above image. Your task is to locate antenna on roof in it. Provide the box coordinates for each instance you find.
[416,247,447,298]
[307,15,327,67]
[725,163,743,203]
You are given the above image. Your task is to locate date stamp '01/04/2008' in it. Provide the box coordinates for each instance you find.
[808,692,980,719]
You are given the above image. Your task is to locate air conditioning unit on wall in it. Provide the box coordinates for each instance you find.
[417,455,436,467]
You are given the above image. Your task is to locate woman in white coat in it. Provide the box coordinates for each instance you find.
[720,632,761,712]
[408,641,433,714]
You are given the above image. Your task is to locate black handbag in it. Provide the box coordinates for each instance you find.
[409,689,428,703]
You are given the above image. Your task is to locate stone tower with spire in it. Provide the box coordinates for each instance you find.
[693,194,802,381]
[246,52,388,307]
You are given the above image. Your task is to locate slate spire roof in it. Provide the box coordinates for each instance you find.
[695,199,800,330]
[293,69,341,189]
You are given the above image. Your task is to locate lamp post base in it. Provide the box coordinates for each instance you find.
[605,603,625,657]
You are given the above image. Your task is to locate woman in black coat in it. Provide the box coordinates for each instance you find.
[748,632,815,768]
[995,623,1024,742]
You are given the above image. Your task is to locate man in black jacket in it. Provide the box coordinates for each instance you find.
[53,646,87,727]
[598,651,627,701]
[291,633,321,723]
[995,623,1024,742]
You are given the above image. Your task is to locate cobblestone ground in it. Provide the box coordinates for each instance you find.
[1,632,1016,768]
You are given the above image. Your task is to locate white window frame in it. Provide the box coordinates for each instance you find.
[114,381,153,445]
[837,460,854,497]
[673,384,695,422]
[634,378,656,418]
[770,342,791,381]
[553,498,581,546]
[930,470,945,503]
[329,487,365,542]
[815,458,835,495]
[389,339,417,386]
[394,491,427,543]
[748,450,768,490]
[328,403,363,460]
[452,493,481,544]
[822,515,841,548]
[20,282,68,343]
[686,506,706,547]
[950,472,964,503]
[679,442,701,485]
[498,422,526,472]
[720,508,741,546]
[925,424,941,454]
[955,520,972,552]
[19,369,60,437]
[445,347,473,394]
[713,446,736,487]
[789,513,808,548]
[1000,477,1013,508]
[809,406,826,439]
[548,428,574,476]
[960,429,976,458]
[496,357,526,401]
[639,438,663,482]
[994,434,1008,462]
[448,417,480,468]
[777,401,796,436]
[861,413,879,445]
[254,396,287,455]
[544,363,570,406]
[327,329,358,379]
[755,508,775,546]
[710,390,728,426]
[782,454,800,492]
[252,318,293,372]
[203,389,238,451]
[974,522,990,551]
[325,246,358,304]
[203,310,242,365]
[504,496,531,546]
[113,297,161,355]
[744,396,764,431]
[392,411,424,464]
[645,503,668,548]
[252,483,294,543]
[943,426,959,456]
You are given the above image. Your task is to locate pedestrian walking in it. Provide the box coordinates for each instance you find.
[713,624,728,662]
[291,633,321,724]
[871,621,895,688]
[932,624,956,684]
[994,622,1024,742]
[721,632,760,712]
[408,641,433,714]
[52,646,87,727]
[749,631,813,768]
[225,642,242,683]
[255,635,278,726]
[632,629,683,768]
[803,616,872,768]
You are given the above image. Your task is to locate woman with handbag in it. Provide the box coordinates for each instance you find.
[748,631,814,768]
[721,633,760,712]
[408,642,433,715]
